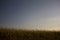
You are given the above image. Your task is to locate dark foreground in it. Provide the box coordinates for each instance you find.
[0,29,60,40]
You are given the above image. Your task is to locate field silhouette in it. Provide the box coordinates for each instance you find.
[0,28,60,40]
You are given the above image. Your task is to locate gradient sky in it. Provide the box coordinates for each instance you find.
[1,0,60,30]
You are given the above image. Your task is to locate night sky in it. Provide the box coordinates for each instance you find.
[1,0,60,30]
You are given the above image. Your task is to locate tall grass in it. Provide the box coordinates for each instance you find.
[0,28,60,40]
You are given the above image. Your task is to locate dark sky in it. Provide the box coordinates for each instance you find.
[1,0,60,30]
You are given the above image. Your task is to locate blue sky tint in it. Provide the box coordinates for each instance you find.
[1,0,60,30]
